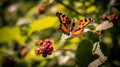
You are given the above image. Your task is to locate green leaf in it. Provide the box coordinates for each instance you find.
[83,31,99,43]
[0,26,27,43]
[111,4,120,15]
[25,4,39,21]
[86,5,96,14]
[29,16,57,35]
[75,39,98,67]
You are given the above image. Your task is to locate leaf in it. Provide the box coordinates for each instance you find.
[111,4,120,15]
[29,16,57,35]
[83,31,99,43]
[111,7,120,15]
[0,26,27,43]
[25,4,39,21]
[75,39,98,67]
[86,5,96,14]
[88,42,107,67]
[95,21,113,31]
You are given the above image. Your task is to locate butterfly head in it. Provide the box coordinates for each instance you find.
[56,12,62,16]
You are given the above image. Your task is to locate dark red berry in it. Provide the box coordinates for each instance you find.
[2,58,15,67]
[48,51,52,55]
[38,4,45,14]
[42,53,47,57]
[45,39,52,44]
[21,48,29,58]
[115,15,119,19]
[109,14,119,22]
[38,40,43,46]
[101,13,108,20]
[36,48,41,54]
[110,14,115,21]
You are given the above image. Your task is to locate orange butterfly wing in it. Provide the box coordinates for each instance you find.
[70,18,94,37]
[56,12,72,35]
[70,26,84,37]
[76,18,94,28]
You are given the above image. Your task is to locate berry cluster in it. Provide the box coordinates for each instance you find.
[36,39,53,57]
[101,13,119,22]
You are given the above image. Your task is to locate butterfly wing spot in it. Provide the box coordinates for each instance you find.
[60,24,70,35]
[80,20,83,22]
[66,17,71,24]
[76,27,81,31]
[62,15,65,17]
[80,18,91,27]
[84,18,88,22]
[70,27,83,37]
[72,23,75,27]
[89,18,94,23]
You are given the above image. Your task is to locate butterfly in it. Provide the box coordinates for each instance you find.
[56,12,94,37]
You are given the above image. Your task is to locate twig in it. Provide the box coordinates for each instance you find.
[55,48,76,52]
[56,0,84,16]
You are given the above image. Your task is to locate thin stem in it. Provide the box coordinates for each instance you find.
[56,0,84,15]
[54,48,76,52]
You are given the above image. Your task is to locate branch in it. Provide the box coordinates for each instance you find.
[56,0,84,16]
[55,48,76,52]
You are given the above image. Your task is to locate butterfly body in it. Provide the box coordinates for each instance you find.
[56,12,94,37]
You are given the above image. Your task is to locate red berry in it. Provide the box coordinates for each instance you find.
[45,39,52,43]
[115,15,119,19]
[21,48,29,58]
[101,13,108,20]
[38,40,43,46]
[36,48,42,54]
[48,46,53,50]
[2,58,15,67]
[110,14,115,21]
[38,4,45,14]
[42,53,47,57]
[48,51,52,55]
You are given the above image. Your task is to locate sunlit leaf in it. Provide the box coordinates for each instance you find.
[85,1,90,6]
[25,4,39,21]
[29,16,57,35]
[74,2,83,7]
[24,46,44,60]
[56,4,65,12]
[86,5,96,14]
[96,21,113,31]
[0,26,27,43]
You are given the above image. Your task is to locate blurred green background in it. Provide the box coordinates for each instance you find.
[0,0,120,67]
